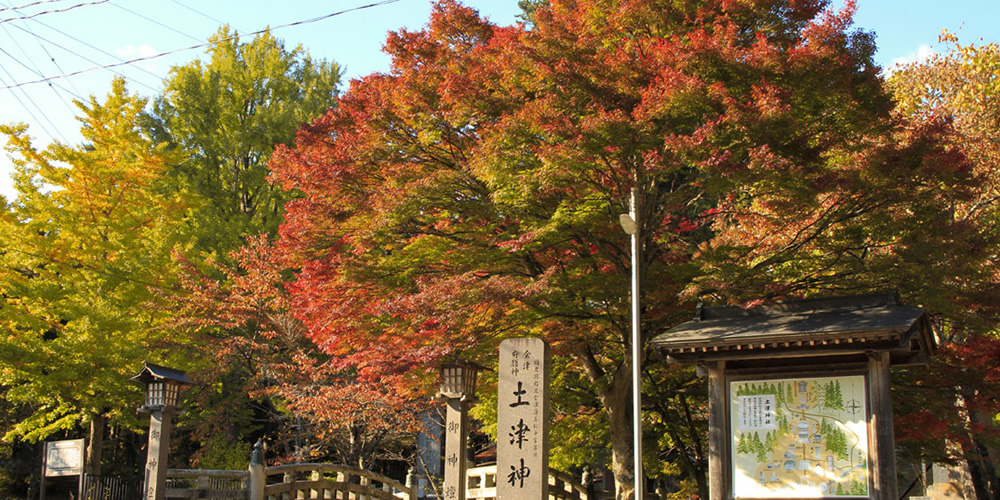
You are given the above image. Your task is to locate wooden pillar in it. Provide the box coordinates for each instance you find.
[706,361,727,500]
[868,351,897,500]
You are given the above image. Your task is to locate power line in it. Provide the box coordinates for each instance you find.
[1,0,402,91]
[15,10,164,88]
[5,20,161,93]
[0,1,85,100]
[0,45,82,101]
[0,66,65,141]
[0,15,82,103]
[0,0,77,14]
[0,0,107,25]
[110,2,202,44]
[166,0,230,29]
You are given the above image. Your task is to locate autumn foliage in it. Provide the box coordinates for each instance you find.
[3,0,999,497]
[165,236,423,467]
[263,0,992,496]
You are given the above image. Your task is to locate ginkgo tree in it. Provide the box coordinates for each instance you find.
[0,78,197,472]
[144,28,342,466]
[151,27,341,256]
[265,1,984,497]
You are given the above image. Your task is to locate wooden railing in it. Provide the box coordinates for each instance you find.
[465,465,601,500]
[261,463,416,500]
[165,462,604,500]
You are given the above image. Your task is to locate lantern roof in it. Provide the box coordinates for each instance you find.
[651,292,935,366]
[131,362,193,385]
[440,358,487,371]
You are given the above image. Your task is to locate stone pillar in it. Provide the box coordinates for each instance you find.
[497,338,550,500]
[442,398,469,500]
[143,409,173,500]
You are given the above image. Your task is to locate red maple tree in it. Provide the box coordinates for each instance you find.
[267,1,992,496]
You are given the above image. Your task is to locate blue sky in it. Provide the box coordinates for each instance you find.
[0,0,997,200]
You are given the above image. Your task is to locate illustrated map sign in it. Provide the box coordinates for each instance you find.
[730,375,869,498]
[497,337,550,499]
[44,439,85,477]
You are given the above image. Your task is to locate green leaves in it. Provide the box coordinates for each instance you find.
[153,27,342,256]
[0,79,194,442]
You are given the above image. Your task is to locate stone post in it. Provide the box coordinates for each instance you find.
[142,409,173,500]
[497,338,550,500]
[442,397,469,500]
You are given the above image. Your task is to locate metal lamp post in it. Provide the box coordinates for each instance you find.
[132,362,192,500]
[437,360,481,500]
[620,187,644,499]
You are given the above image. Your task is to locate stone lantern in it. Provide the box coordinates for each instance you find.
[132,362,192,500]
[437,359,483,500]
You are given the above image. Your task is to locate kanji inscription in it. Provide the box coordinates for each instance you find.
[497,338,550,499]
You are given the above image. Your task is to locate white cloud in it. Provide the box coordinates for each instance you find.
[116,44,160,74]
[880,44,935,77]
[891,44,936,68]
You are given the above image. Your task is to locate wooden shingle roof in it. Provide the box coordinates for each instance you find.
[651,292,935,365]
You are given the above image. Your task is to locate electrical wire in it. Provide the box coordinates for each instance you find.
[0,28,81,101]
[15,11,164,87]
[110,2,202,44]
[0,0,83,120]
[0,45,82,102]
[0,69,65,141]
[1,0,402,91]
[0,0,107,25]
[5,21,161,93]
[166,0,230,29]
[0,0,78,15]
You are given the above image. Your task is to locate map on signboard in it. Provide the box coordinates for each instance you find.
[730,375,869,498]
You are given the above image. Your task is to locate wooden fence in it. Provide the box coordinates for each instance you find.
[162,463,601,500]
[163,464,414,500]
[82,474,144,500]
[166,469,251,499]
[260,463,415,500]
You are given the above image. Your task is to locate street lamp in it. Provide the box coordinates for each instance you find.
[132,362,192,500]
[437,359,482,500]
[620,187,644,500]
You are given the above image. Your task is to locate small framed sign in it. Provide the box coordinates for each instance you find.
[44,439,85,477]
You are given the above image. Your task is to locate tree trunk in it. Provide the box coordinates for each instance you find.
[958,388,1000,500]
[573,342,641,500]
[86,413,105,476]
[603,362,637,500]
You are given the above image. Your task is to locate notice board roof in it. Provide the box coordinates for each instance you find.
[651,292,935,365]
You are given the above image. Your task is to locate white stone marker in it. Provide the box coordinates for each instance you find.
[497,337,550,500]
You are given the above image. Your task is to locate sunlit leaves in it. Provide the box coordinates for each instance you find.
[153,27,342,255]
[0,79,196,442]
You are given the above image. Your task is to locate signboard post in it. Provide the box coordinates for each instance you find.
[40,438,86,499]
[497,338,550,500]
